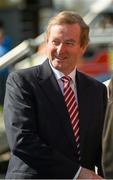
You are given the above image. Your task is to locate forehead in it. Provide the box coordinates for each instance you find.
[49,24,81,39]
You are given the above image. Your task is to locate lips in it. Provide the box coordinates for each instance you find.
[55,55,66,60]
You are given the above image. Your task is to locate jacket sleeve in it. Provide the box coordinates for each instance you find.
[4,71,79,179]
[102,79,113,179]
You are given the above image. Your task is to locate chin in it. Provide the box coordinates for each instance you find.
[51,59,65,70]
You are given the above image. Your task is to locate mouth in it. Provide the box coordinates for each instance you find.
[55,55,67,61]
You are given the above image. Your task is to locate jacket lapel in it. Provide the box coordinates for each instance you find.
[76,70,93,157]
[36,60,78,154]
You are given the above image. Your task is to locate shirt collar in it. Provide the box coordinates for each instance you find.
[49,60,76,84]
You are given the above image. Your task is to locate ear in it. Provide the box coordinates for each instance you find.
[80,44,88,56]
[45,33,49,43]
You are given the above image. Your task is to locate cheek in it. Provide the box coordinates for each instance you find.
[47,43,55,52]
[71,48,80,57]
[46,44,52,55]
[73,47,83,57]
[46,46,56,59]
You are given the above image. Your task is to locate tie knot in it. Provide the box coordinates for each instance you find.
[61,76,71,83]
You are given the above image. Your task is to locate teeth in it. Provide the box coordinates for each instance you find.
[55,56,65,60]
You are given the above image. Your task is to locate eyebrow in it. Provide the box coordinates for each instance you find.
[65,39,76,43]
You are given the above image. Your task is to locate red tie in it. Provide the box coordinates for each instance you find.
[62,76,81,161]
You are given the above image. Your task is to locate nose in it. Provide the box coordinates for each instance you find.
[57,43,66,54]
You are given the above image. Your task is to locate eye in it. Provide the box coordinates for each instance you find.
[65,40,76,46]
[66,42,74,46]
[52,40,60,46]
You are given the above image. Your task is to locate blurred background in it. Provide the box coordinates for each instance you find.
[0,0,113,178]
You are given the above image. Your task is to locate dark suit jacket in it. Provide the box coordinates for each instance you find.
[4,59,107,179]
[102,77,113,179]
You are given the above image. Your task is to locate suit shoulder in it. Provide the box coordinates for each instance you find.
[77,70,107,89]
[6,65,42,90]
[8,65,40,82]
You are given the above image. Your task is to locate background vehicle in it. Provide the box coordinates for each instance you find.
[78,0,113,81]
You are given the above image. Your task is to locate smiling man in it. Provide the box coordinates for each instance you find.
[4,11,107,179]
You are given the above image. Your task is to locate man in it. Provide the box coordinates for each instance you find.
[4,11,107,179]
[102,77,113,179]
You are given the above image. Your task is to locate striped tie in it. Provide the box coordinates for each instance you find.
[62,76,81,161]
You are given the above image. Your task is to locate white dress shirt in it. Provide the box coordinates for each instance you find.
[49,61,81,179]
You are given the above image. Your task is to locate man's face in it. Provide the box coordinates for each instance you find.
[46,23,87,75]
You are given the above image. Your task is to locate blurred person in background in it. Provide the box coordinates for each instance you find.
[0,20,12,55]
[102,76,113,179]
[4,11,107,179]
[0,20,12,105]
